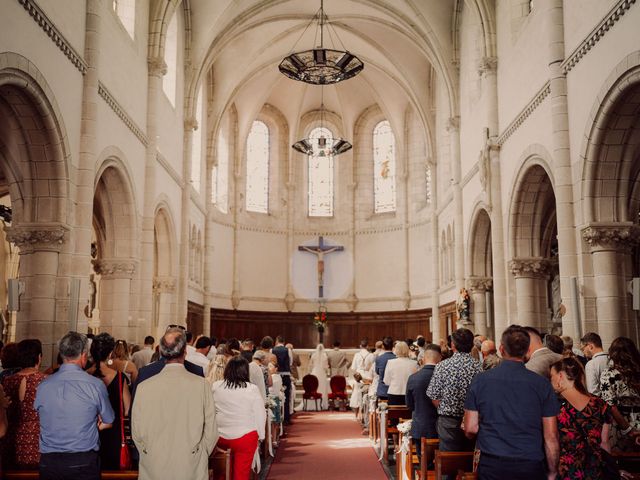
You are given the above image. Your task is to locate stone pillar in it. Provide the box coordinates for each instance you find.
[430,160,441,343]
[93,258,137,340]
[582,223,640,347]
[447,117,465,292]
[544,0,580,339]
[5,224,69,361]
[467,277,492,337]
[509,257,550,330]
[138,57,165,338]
[152,276,176,339]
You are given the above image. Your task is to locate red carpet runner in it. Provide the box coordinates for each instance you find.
[266,411,388,480]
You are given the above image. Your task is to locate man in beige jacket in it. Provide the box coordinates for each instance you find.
[132,328,218,480]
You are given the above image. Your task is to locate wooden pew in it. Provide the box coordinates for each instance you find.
[434,451,474,480]
[209,447,232,480]
[4,472,139,479]
[418,438,440,480]
[380,406,411,463]
[455,473,477,480]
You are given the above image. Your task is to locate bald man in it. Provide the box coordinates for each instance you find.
[481,340,501,371]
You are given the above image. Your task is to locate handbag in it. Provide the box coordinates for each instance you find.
[118,372,132,470]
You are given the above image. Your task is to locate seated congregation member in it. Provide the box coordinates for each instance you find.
[35,332,115,480]
[131,336,155,370]
[406,344,441,459]
[132,328,217,480]
[2,339,46,468]
[524,326,562,379]
[383,341,417,405]
[89,333,131,470]
[464,326,559,480]
[186,335,212,374]
[600,336,640,451]
[427,328,481,452]
[109,339,138,384]
[550,357,612,479]
[374,336,396,402]
[580,332,608,396]
[212,357,266,480]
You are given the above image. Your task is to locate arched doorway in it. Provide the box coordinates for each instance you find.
[509,163,558,333]
[468,208,494,338]
[92,161,138,341]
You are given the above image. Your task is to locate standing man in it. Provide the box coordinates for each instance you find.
[132,328,217,480]
[35,332,114,480]
[327,341,349,377]
[426,328,481,452]
[464,326,560,479]
[186,336,212,374]
[273,335,293,424]
[524,327,562,379]
[375,337,396,402]
[132,336,155,369]
[580,332,609,396]
[406,344,441,457]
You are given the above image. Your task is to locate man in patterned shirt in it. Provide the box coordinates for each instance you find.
[426,328,481,451]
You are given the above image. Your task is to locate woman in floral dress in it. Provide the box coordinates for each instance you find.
[2,339,46,468]
[550,357,612,480]
[600,336,640,451]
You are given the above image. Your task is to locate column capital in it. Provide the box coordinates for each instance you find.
[93,258,137,278]
[284,291,296,312]
[466,276,493,293]
[477,56,498,76]
[509,257,550,278]
[446,116,460,133]
[184,117,198,131]
[4,223,69,253]
[581,222,640,251]
[153,276,176,293]
[147,56,167,77]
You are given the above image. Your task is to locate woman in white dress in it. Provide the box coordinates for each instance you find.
[309,344,330,410]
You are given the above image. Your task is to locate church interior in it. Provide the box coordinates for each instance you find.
[2,0,640,478]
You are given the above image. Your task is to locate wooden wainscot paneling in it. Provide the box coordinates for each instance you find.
[187,301,205,337]
[438,301,457,340]
[210,308,432,348]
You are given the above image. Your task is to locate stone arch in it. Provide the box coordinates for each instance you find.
[467,204,493,336]
[92,156,139,338]
[152,201,177,336]
[508,150,558,332]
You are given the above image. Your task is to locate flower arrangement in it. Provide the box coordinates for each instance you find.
[377,402,388,413]
[265,395,278,409]
[313,305,328,331]
[397,420,412,434]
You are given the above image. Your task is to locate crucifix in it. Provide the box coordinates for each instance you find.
[298,236,344,298]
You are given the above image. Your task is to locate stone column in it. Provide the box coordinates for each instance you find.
[178,117,196,324]
[138,57,165,338]
[5,224,69,361]
[544,0,580,339]
[582,223,640,346]
[467,277,493,336]
[429,159,441,343]
[93,258,137,341]
[509,257,550,330]
[152,275,176,339]
[447,117,465,292]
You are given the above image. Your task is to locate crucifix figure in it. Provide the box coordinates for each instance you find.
[298,236,344,298]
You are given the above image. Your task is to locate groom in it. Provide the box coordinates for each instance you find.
[273,335,293,425]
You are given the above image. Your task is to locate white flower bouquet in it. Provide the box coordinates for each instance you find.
[397,420,412,434]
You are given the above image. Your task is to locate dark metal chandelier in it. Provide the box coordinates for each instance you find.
[279,0,363,85]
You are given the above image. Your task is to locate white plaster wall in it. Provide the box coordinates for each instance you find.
[409,222,432,308]
[210,222,234,298]
[37,0,86,54]
[563,0,618,55]
[355,230,405,302]
[239,230,287,299]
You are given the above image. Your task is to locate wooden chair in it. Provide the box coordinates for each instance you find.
[419,438,440,480]
[380,405,411,463]
[302,374,322,411]
[434,451,474,480]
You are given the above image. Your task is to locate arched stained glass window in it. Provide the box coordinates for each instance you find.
[212,130,229,213]
[190,85,203,193]
[162,13,178,106]
[308,127,334,217]
[112,0,135,38]
[246,121,269,213]
[373,121,396,213]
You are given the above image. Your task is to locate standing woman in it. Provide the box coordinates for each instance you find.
[383,341,417,405]
[600,336,640,451]
[2,339,46,468]
[309,344,330,410]
[109,340,138,384]
[550,357,612,479]
[212,357,266,480]
[90,333,131,470]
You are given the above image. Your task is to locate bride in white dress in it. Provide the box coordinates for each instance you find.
[309,343,330,410]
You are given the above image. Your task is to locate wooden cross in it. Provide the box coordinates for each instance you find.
[298,236,344,298]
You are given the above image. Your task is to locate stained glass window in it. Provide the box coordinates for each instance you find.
[246,121,269,213]
[373,121,396,213]
[308,127,334,217]
[112,0,135,38]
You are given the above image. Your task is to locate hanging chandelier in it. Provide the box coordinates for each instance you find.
[292,86,352,157]
[279,0,364,85]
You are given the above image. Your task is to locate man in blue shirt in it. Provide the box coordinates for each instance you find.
[35,332,114,480]
[375,336,396,401]
[463,325,560,480]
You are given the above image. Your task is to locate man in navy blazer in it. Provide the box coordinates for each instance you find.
[406,343,442,459]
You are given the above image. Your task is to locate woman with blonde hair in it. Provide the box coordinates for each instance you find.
[108,339,138,384]
[207,338,241,384]
[383,341,417,405]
